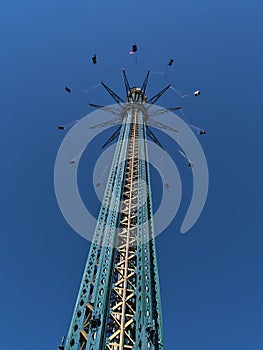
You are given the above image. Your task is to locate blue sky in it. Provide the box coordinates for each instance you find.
[1,0,263,349]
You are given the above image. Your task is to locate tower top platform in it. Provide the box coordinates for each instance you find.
[126,87,147,103]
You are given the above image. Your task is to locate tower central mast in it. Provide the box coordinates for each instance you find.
[61,75,164,350]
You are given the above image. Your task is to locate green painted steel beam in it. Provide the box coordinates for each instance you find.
[62,93,164,350]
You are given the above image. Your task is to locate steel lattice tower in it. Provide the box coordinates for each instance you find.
[59,71,170,350]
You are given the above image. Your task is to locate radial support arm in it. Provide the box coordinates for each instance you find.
[141,70,150,93]
[148,84,171,105]
[122,69,132,97]
[101,82,125,104]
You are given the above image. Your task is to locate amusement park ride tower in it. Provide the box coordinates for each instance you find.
[59,71,174,350]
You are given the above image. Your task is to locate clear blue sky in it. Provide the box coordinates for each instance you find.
[1,0,263,349]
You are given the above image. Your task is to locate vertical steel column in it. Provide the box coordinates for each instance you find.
[64,114,132,350]
[63,89,164,350]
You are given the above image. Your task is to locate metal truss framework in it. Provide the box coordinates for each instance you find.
[62,79,164,350]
